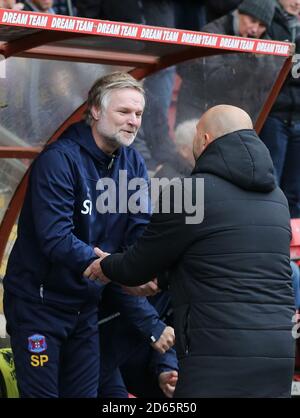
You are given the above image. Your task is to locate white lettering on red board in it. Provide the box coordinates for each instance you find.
[96,22,121,35]
[140,28,163,40]
[75,19,94,32]
[120,25,138,37]
[181,33,218,47]
[256,42,275,53]
[51,16,76,30]
[2,11,28,25]
[274,44,290,55]
[163,30,179,42]
[220,37,255,51]
[0,11,291,56]
[2,11,49,27]
[28,14,48,27]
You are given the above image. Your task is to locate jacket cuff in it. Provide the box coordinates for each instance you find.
[149,320,166,344]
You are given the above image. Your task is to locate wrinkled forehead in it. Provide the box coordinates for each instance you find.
[106,88,145,108]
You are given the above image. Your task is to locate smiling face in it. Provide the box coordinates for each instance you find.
[91,88,145,153]
[238,13,267,38]
[279,0,300,16]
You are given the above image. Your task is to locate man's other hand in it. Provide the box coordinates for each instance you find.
[159,370,178,398]
[122,279,161,297]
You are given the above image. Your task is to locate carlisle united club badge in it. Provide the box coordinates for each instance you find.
[28,334,47,353]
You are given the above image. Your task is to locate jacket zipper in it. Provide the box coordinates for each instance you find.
[184,307,191,355]
[108,155,115,171]
[40,284,44,303]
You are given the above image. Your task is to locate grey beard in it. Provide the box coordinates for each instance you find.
[104,132,136,147]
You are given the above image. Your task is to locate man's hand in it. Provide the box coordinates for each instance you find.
[159,370,178,398]
[151,326,175,354]
[83,247,110,283]
[122,279,161,297]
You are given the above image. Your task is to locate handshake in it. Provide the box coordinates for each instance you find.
[83,248,175,357]
[84,247,161,298]
[83,247,110,284]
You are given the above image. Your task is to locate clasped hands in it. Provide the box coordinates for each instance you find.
[83,247,110,283]
[83,247,160,297]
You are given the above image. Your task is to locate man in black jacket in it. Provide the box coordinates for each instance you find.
[86,104,295,398]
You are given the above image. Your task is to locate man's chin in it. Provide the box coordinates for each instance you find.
[116,135,136,147]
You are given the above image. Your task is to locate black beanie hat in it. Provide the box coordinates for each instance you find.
[238,0,276,28]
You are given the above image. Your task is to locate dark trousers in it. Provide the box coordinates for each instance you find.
[260,116,300,218]
[4,291,99,398]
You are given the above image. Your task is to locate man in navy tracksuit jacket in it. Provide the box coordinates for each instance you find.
[3,72,176,397]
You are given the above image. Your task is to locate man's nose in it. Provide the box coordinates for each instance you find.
[251,23,259,35]
[128,114,139,126]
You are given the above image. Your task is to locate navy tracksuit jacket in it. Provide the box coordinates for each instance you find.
[4,121,169,397]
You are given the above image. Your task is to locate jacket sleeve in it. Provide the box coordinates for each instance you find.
[101,180,198,285]
[107,283,166,343]
[150,347,179,377]
[30,149,96,273]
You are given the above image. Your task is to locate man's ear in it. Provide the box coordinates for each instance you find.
[203,133,210,147]
[91,106,101,121]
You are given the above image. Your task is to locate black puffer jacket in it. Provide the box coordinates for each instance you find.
[102,129,295,397]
